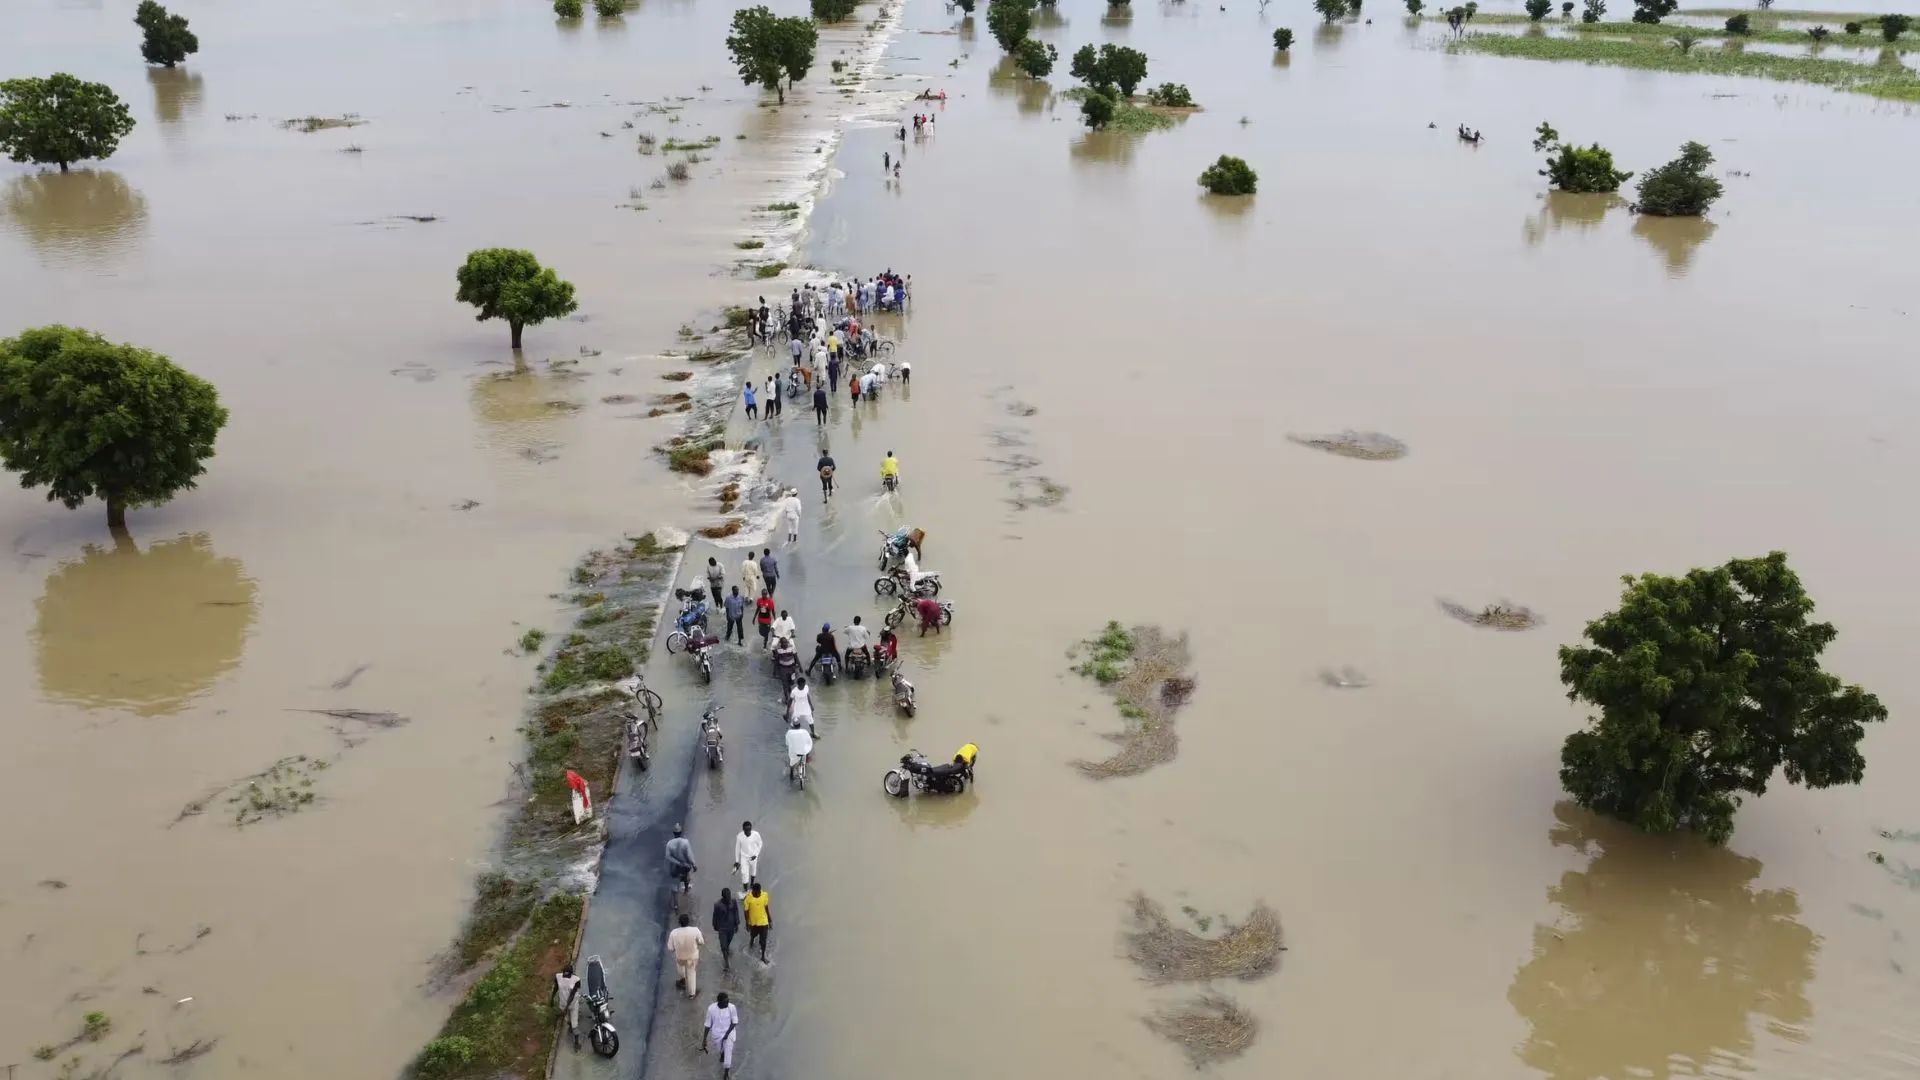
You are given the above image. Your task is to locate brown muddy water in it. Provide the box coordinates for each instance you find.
[5,0,1920,1079]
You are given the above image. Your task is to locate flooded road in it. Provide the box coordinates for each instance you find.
[6,0,1920,1078]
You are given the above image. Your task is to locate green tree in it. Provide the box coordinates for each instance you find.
[554,0,584,16]
[0,75,136,173]
[776,17,820,89]
[1444,3,1479,35]
[1669,27,1703,51]
[134,2,199,67]
[593,0,624,15]
[1405,0,1424,13]
[1635,140,1723,216]
[1724,12,1751,34]
[1080,90,1116,129]
[1525,0,1552,19]
[1532,122,1631,192]
[1145,82,1193,107]
[1069,43,1149,96]
[1273,26,1296,48]
[1013,38,1058,77]
[1631,0,1676,24]
[455,249,579,349]
[1558,553,1885,845]
[1881,13,1912,40]
[1843,20,1862,34]
[1198,154,1257,195]
[1582,0,1605,22]
[954,0,976,10]
[986,0,1036,51]
[0,326,227,532]
[1561,2,1574,15]
[812,0,860,22]
[727,7,816,104]
[1807,23,1829,40]
[1314,0,1349,21]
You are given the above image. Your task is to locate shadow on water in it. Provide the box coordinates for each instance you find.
[1101,6,1133,30]
[1633,214,1717,277]
[469,362,584,465]
[1273,48,1293,67]
[1200,193,1256,222]
[1507,802,1817,1080]
[148,66,204,126]
[35,532,259,717]
[1033,5,1067,32]
[988,55,1053,115]
[1315,22,1345,49]
[1522,191,1625,247]
[1070,129,1140,168]
[0,169,148,268]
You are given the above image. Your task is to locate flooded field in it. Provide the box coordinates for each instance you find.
[6,0,1920,1078]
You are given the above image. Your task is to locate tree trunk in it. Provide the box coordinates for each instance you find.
[510,320,524,349]
[59,161,70,173]
[776,83,785,105]
[106,497,128,533]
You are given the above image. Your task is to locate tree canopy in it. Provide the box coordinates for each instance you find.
[0,75,136,173]
[1199,155,1258,195]
[135,2,200,67]
[726,6,817,104]
[0,326,227,531]
[1558,552,1886,845]
[1069,43,1149,96]
[455,249,579,349]
[811,0,859,22]
[987,0,1037,53]
[1630,0,1676,24]
[1079,90,1115,129]
[1635,141,1723,216]
[1314,0,1349,22]
[1013,38,1058,77]
[1532,122,1631,193]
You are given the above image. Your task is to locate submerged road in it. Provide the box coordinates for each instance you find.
[555,339,924,1080]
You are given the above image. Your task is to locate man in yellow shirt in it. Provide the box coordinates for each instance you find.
[880,450,900,490]
[740,881,772,963]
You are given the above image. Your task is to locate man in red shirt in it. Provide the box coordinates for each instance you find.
[914,596,944,637]
[754,591,776,649]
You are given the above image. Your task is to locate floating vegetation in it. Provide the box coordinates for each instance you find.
[229,755,329,826]
[1069,624,1195,779]
[661,370,694,381]
[1145,994,1259,1068]
[754,262,789,278]
[1319,665,1372,689]
[1125,894,1285,983]
[1287,430,1409,461]
[158,1040,217,1067]
[280,114,365,132]
[735,239,765,249]
[698,518,744,539]
[762,201,800,211]
[1438,599,1542,631]
[662,135,722,152]
[1009,475,1067,510]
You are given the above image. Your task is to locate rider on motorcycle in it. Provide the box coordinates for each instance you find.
[900,549,930,593]
[876,628,900,665]
[771,633,798,677]
[809,623,840,675]
[880,450,900,489]
[843,616,872,669]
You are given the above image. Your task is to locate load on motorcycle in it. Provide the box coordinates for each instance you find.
[874,550,940,598]
[883,743,976,797]
[673,585,710,634]
[876,526,925,571]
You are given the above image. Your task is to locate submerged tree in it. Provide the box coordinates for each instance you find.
[1558,553,1884,845]
[554,0,584,16]
[1532,122,1631,193]
[1631,0,1676,24]
[811,0,860,22]
[1525,0,1553,20]
[1444,3,1479,35]
[134,2,200,67]
[726,6,817,104]
[1406,0,1424,13]
[1198,154,1257,195]
[1013,37,1058,77]
[986,0,1037,52]
[1882,13,1912,41]
[1561,1,1574,15]
[455,249,578,349]
[593,0,624,14]
[1635,141,1723,216]
[0,326,228,532]
[0,74,136,172]
[1080,90,1116,129]
[1314,0,1349,21]
[1581,0,1605,22]
[1070,43,1149,96]
[1273,26,1296,48]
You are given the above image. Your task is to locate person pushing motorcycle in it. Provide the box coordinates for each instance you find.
[914,596,945,637]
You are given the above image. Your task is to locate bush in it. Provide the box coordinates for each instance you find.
[554,0,583,15]
[1635,141,1723,216]
[1882,13,1912,41]
[1533,123,1631,193]
[1080,90,1116,129]
[1807,24,1829,40]
[1013,38,1057,77]
[1669,28,1702,52]
[1629,0,1674,24]
[1525,0,1552,20]
[1198,154,1257,195]
[986,0,1035,51]
[1843,20,1861,34]
[1144,82,1194,107]
[1273,27,1295,49]
[812,0,859,21]
[1406,0,1424,12]
[135,2,199,67]
[1582,0,1605,22]
[414,1036,476,1079]
[593,0,623,14]
[1313,0,1348,21]
[1724,13,1750,34]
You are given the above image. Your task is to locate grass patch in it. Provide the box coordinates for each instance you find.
[281,114,365,132]
[1438,598,1542,631]
[1451,30,1920,100]
[667,444,717,475]
[1062,87,1179,132]
[722,305,753,328]
[413,895,583,1080]
[1574,19,1920,48]
[734,239,765,249]
[539,644,632,693]
[447,874,541,970]
[1125,894,1285,983]
[1067,624,1196,779]
[518,628,545,653]
[577,604,627,628]
[1684,8,1890,21]
[662,135,722,151]
[1146,994,1259,1068]
[762,201,800,211]
[665,161,691,181]
[661,370,694,381]
[753,262,788,278]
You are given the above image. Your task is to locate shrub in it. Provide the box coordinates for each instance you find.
[1313,0,1348,21]
[1532,122,1631,193]
[1525,0,1552,20]
[1581,0,1604,22]
[554,0,584,15]
[666,160,690,180]
[1013,37,1057,77]
[1882,14,1912,41]
[414,1036,476,1079]
[1198,154,1257,195]
[1273,27,1295,49]
[1145,82,1194,107]
[1080,90,1116,129]
[1724,13,1750,34]
[593,0,623,15]
[1406,0,1424,12]
[812,0,859,22]
[1669,28,1703,52]
[1629,0,1674,24]
[1843,20,1862,34]
[1806,24,1829,40]
[1635,141,1723,216]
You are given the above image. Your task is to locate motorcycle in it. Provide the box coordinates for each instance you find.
[845,645,873,680]
[670,588,710,638]
[583,954,620,1057]
[882,472,898,493]
[815,651,840,685]
[700,704,724,769]
[622,704,652,771]
[876,527,922,571]
[666,627,719,683]
[883,597,952,631]
[883,745,975,798]
[873,566,941,598]
[773,648,800,691]
[785,368,804,400]
[892,667,916,717]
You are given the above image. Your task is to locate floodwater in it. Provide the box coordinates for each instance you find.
[6,1,1920,1079]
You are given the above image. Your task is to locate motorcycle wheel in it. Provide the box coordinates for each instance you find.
[591,1026,620,1057]
[923,578,942,597]
[707,746,722,770]
[882,770,909,798]
[940,606,954,626]
[637,748,650,771]
[665,631,686,655]
[883,608,905,631]
[873,576,898,597]
[903,700,916,718]
[700,658,712,684]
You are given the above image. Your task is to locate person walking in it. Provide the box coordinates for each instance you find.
[712,888,741,974]
[702,992,742,1079]
[739,553,764,605]
[742,380,757,421]
[815,456,835,500]
[666,824,697,893]
[764,374,781,419]
[741,883,772,963]
[732,821,762,888]
[753,590,775,648]
[668,913,705,998]
[722,586,746,645]
[812,383,829,427]
[705,557,726,606]
[782,490,803,545]
[759,548,779,597]
[770,608,796,649]
[849,370,861,407]
[553,964,583,1050]
[827,354,841,393]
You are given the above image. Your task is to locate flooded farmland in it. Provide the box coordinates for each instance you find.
[6,0,1920,1078]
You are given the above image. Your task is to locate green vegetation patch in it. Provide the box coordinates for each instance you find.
[1061,87,1177,131]
[753,262,789,278]
[1451,30,1920,100]
[1574,19,1920,48]
[1066,623,1197,779]
[413,895,584,1080]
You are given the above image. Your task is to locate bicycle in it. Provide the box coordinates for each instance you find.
[616,675,663,725]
